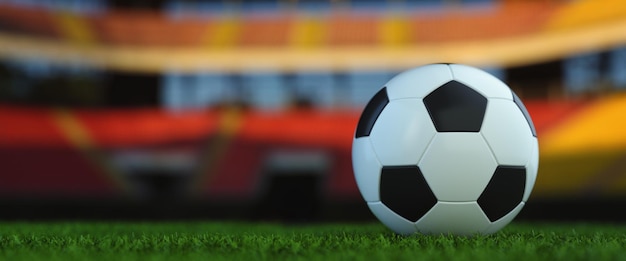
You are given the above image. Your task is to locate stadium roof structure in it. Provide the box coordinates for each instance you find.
[1,0,626,72]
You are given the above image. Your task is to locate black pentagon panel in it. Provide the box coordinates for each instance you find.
[423,81,488,132]
[380,165,437,222]
[355,87,389,138]
[478,166,526,222]
[512,91,537,137]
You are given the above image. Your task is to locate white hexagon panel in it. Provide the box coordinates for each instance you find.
[415,202,491,236]
[524,138,539,201]
[419,133,497,202]
[368,202,417,235]
[481,99,535,166]
[351,137,383,202]
[385,63,453,100]
[448,64,513,99]
[369,99,437,166]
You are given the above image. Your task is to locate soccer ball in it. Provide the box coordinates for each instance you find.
[352,64,538,236]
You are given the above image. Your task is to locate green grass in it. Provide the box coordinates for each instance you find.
[0,221,625,261]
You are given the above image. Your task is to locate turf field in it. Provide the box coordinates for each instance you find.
[0,221,624,261]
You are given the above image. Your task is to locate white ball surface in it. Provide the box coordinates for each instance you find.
[352,63,538,236]
[419,133,497,202]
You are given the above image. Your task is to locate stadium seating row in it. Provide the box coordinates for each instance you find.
[528,94,626,198]
[3,1,626,73]
[0,2,560,47]
[540,94,626,156]
[546,0,626,31]
[1,98,586,150]
[6,0,626,48]
[0,107,121,197]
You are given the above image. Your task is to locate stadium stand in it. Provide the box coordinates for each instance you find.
[55,11,95,45]
[540,94,626,156]
[546,0,626,31]
[409,2,558,43]
[2,1,626,75]
[0,1,564,48]
[0,106,123,197]
[4,0,626,219]
[0,4,59,38]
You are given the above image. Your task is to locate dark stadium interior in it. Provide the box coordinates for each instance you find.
[104,71,160,107]
[108,0,167,10]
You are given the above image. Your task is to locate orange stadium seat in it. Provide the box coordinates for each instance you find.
[167,19,211,47]
[523,98,588,135]
[0,5,60,38]
[410,2,559,43]
[238,15,291,47]
[0,106,67,147]
[91,10,209,47]
[74,108,220,148]
[328,14,378,46]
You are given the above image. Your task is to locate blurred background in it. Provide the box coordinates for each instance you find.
[1,0,626,222]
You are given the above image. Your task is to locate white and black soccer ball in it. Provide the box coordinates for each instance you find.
[352,64,538,236]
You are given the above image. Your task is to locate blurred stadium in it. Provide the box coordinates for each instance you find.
[1,0,626,221]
